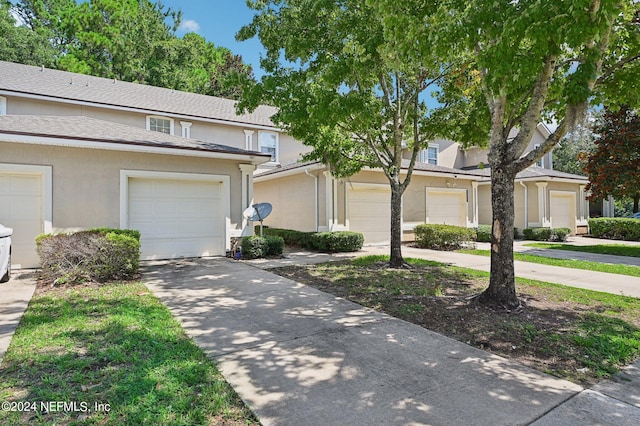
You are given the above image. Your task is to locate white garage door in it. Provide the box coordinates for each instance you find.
[550,193,575,233]
[0,172,44,268]
[426,189,467,227]
[347,185,390,244]
[128,177,226,260]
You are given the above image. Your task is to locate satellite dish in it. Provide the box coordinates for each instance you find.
[243,203,272,236]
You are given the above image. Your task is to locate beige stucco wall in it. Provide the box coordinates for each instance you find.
[254,171,319,232]
[1,141,248,231]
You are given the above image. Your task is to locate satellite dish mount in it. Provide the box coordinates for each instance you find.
[243,202,273,237]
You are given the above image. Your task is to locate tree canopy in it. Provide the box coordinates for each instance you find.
[3,0,254,99]
[238,0,449,266]
[374,0,640,309]
[585,106,640,212]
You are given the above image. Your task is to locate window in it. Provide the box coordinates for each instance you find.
[534,144,544,167]
[259,131,278,162]
[146,116,173,135]
[418,144,439,165]
[0,96,6,115]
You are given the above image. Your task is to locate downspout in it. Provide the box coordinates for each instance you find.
[519,181,528,230]
[305,168,319,231]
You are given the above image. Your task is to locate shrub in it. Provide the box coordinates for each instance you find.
[265,235,285,256]
[415,224,476,250]
[260,227,313,247]
[307,231,364,253]
[241,236,268,259]
[476,224,492,242]
[36,228,140,285]
[589,217,640,241]
[522,227,571,242]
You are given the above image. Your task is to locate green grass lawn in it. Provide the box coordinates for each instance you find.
[0,282,257,426]
[273,255,640,384]
[460,249,640,277]
[524,242,640,258]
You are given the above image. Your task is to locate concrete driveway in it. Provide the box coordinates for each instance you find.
[143,257,584,426]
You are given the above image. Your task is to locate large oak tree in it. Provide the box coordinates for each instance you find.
[237,0,450,267]
[376,0,640,309]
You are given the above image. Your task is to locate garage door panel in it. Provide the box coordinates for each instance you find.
[551,194,574,232]
[128,177,225,259]
[347,187,390,244]
[427,191,466,227]
[0,173,43,268]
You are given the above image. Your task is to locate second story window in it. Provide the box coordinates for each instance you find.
[418,144,439,165]
[147,116,173,135]
[0,96,6,115]
[259,131,278,162]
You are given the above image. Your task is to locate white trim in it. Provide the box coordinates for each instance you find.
[536,182,551,227]
[0,163,53,234]
[0,133,270,165]
[239,164,255,234]
[244,130,255,150]
[146,115,175,135]
[0,96,6,115]
[180,121,192,139]
[119,170,231,250]
[471,181,479,227]
[0,90,281,132]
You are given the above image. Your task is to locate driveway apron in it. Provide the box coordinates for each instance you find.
[143,257,582,426]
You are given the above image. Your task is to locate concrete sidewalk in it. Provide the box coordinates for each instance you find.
[0,270,36,367]
[145,257,592,426]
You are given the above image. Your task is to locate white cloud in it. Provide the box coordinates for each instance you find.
[179,19,200,33]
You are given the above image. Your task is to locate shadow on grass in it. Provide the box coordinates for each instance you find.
[0,283,255,425]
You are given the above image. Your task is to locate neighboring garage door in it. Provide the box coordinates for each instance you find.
[127,176,226,260]
[0,170,45,268]
[347,184,390,244]
[550,192,575,233]
[426,189,467,227]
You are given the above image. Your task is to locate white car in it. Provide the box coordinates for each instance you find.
[0,224,12,283]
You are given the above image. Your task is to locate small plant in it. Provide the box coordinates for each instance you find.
[415,224,476,250]
[241,236,269,259]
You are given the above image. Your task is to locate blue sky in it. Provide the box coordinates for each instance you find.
[161,1,266,76]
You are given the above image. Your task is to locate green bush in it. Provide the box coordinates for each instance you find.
[522,227,571,242]
[589,217,640,241]
[36,228,140,285]
[241,236,268,259]
[265,235,285,256]
[477,224,520,242]
[415,224,476,250]
[476,224,492,242]
[260,227,313,247]
[307,231,364,253]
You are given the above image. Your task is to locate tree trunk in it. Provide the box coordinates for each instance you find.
[477,165,521,310]
[389,183,405,268]
[633,193,639,213]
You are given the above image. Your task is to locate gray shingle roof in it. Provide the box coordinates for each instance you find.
[469,166,588,182]
[0,115,271,158]
[0,61,278,128]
